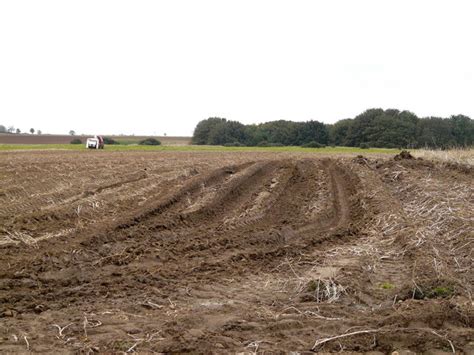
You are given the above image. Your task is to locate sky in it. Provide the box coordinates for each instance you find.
[1,1,473,136]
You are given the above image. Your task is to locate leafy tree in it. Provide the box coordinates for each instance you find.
[0,125,6,133]
[16,128,21,134]
[30,128,35,134]
[345,108,384,146]
[329,119,353,146]
[37,130,42,135]
[296,120,329,145]
[416,117,455,149]
[208,120,247,145]
[451,114,474,147]
[193,117,248,145]
[344,109,418,148]
[253,120,299,146]
[191,109,474,149]
[192,117,227,145]
[69,130,75,136]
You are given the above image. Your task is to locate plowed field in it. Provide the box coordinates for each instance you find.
[0,150,472,353]
[0,133,190,145]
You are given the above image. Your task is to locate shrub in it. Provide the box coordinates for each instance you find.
[103,137,118,145]
[429,286,454,298]
[380,282,395,290]
[306,280,318,292]
[70,138,82,144]
[408,281,455,300]
[139,138,161,146]
[359,143,370,149]
[223,142,245,147]
[302,141,325,148]
[256,141,286,147]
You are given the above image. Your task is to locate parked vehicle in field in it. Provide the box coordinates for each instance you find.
[86,135,105,149]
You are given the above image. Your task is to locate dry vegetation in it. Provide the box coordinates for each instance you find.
[412,148,474,166]
[0,150,472,353]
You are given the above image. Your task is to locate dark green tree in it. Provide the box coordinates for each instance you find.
[329,119,353,146]
[192,117,227,145]
[451,114,474,147]
[191,110,474,149]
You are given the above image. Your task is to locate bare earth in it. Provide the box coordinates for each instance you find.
[0,133,191,145]
[0,150,472,353]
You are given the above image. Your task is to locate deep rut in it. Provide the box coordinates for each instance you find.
[3,153,471,353]
[0,159,358,315]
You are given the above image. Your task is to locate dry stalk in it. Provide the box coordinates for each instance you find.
[245,340,263,353]
[311,327,456,353]
[83,316,102,338]
[312,329,379,350]
[140,300,163,309]
[312,278,346,303]
[285,257,302,279]
[127,342,139,353]
[83,316,88,338]
[92,247,131,266]
[23,335,30,351]
[52,323,73,338]
[126,330,163,353]
[412,148,474,166]
[4,231,38,247]
[277,306,343,321]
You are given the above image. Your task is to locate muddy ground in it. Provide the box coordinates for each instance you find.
[0,150,472,353]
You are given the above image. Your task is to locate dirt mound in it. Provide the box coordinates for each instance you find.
[0,151,472,353]
[394,150,415,160]
[443,161,474,174]
[352,154,369,164]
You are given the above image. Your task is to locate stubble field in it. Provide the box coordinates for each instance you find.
[0,150,472,353]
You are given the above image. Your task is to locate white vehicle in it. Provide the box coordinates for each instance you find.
[86,136,105,149]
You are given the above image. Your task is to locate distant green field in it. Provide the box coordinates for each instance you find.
[0,143,400,154]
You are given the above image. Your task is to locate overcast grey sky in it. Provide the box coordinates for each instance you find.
[1,1,473,136]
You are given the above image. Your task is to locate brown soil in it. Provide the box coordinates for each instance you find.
[0,133,190,145]
[0,151,472,353]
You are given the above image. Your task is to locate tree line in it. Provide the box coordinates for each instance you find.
[192,108,474,149]
[0,125,42,135]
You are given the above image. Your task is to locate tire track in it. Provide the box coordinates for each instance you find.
[296,159,356,237]
[2,153,473,353]
[170,159,360,276]
[111,161,257,232]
